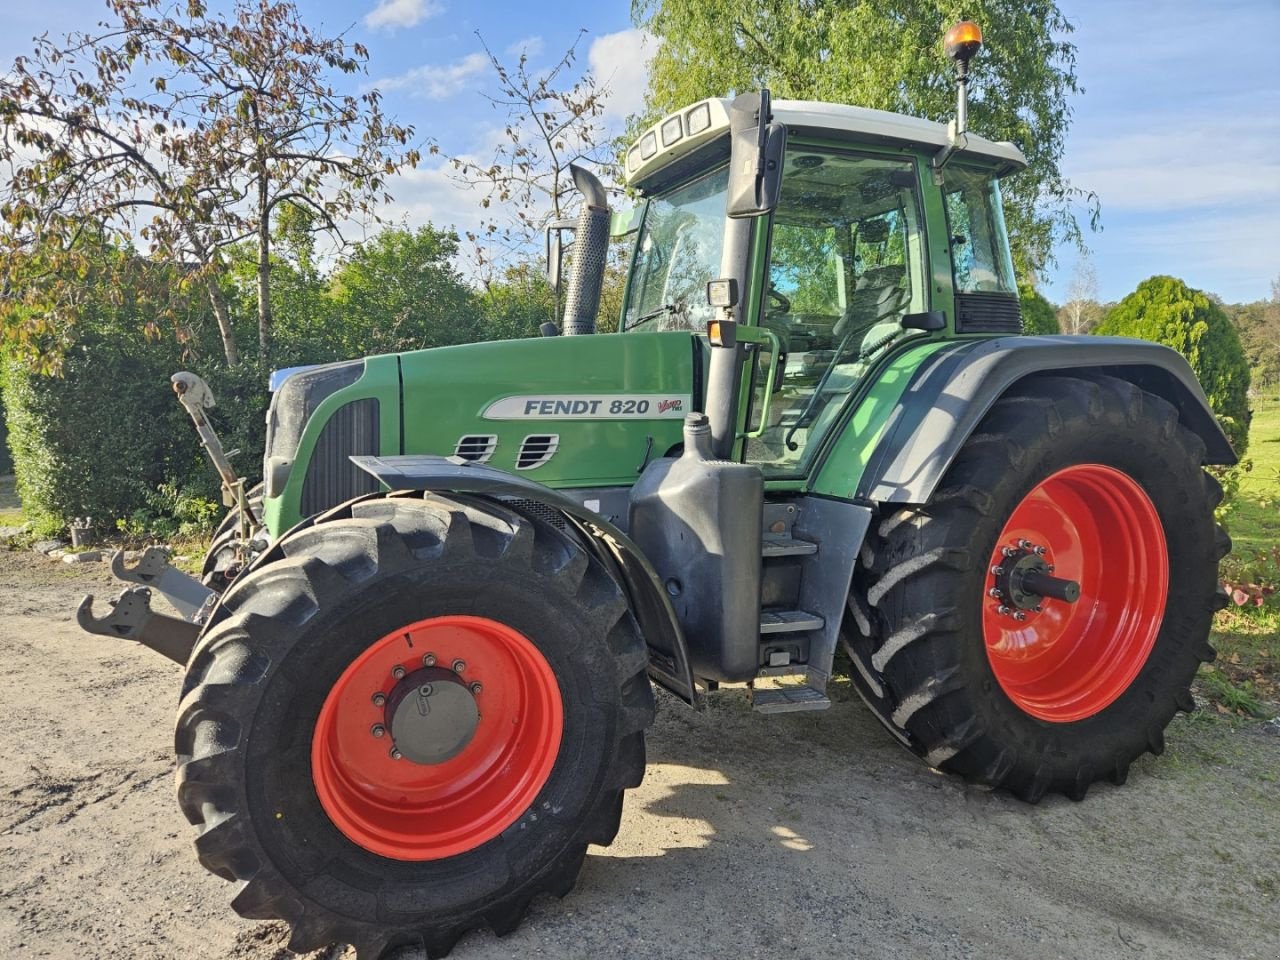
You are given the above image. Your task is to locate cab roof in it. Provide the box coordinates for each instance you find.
[625,97,1028,193]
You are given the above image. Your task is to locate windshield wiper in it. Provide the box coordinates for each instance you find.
[629,303,685,329]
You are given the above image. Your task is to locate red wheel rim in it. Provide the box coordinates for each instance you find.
[982,464,1168,723]
[311,616,563,860]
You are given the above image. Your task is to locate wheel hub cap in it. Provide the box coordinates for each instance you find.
[385,668,480,765]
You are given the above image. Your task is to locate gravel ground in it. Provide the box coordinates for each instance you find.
[1,550,1277,960]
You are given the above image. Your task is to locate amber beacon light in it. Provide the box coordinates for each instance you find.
[944,20,983,63]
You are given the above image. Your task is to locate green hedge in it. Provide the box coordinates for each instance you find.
[0,394,11,475]
[2,338,271,536]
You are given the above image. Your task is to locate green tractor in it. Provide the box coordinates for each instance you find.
[78,23,1233,959]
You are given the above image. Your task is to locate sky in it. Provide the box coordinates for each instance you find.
[2,0,1277,304]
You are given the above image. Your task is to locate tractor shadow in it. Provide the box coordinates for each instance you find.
[460,680,1240,960]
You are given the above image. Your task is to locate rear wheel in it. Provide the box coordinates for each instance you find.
[844,375,1230,801]
[176,492,654,957]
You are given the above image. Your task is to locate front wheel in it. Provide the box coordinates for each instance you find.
[176,492,654,957]
[845,375,1230,801]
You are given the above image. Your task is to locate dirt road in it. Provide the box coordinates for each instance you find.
[1,551,1276,960]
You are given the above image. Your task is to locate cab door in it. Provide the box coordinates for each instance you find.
[741,146,929,480]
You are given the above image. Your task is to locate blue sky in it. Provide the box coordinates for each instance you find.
[3,0,1277,304]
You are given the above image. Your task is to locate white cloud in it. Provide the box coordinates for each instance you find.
[364,0,443,31]
[373,52,490,100]
[1064,113,1280,213]
[506,35,545,58]
[588,28,658,127]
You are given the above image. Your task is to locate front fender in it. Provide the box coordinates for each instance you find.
[857,336,1237,505]
[350,455,699,707]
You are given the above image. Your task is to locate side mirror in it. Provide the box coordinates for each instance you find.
[726,90,787,219]
[545,218,575,293]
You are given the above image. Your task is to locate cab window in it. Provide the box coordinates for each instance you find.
[745,149,925,478]
[942,167,1016,294]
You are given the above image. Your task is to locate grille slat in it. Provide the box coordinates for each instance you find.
[454,434,498,463]
[515,434,559,470]
[954,291,1023,334]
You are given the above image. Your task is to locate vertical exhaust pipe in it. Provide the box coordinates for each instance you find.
[561,164,611,336]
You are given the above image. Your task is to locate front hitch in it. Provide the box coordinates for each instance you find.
[77,586,201,665]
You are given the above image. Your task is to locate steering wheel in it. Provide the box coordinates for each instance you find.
[767,284,791,315]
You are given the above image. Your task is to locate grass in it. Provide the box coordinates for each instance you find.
[1223,395,1280,553]
[1204,394,1280,717]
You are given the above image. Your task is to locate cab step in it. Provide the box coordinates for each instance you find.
[759,609,824,634]
[751,684,832,714]
[761,536,818,558]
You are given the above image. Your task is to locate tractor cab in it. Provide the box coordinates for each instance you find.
[617,94,1025,477]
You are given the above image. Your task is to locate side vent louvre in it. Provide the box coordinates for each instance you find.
[954,291,1023,334]
[515,434,559,470]
[454,434,498,462]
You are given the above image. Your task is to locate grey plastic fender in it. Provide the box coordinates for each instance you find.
[349,455,700,707]
[857,336,1237,505]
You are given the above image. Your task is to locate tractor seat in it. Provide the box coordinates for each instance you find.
[833,265,908,344]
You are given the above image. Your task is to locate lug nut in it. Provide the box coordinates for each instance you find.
[1017,539,1034,550]
[1002,546,1017,557]
[422,653,436,667]
[1033,605,1043,613]
[1047,564,1056,573]
[1014,611,1027,622]
[389,747,402,760]
[391,665,406,680]
[419,684,433,697]
[452,659,466,673]
[988,587,1002,599]
[370,724,386,738]
[1034,545,1047,556]
[997,605,1012,617]
[371,692,386,707]
[469,681,483,695]
[991,565,1005,576]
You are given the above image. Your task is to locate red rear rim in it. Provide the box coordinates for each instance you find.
[312,615,563,860]
[982,464,1168,723]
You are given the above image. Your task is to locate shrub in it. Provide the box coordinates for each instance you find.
[1019,284,1060,335]
[1094,276,1251,454]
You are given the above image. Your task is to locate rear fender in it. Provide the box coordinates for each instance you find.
[349,455,700,707]
[857,336,1237,504]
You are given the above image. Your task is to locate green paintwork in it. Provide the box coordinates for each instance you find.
[809,339,956,499]
[262,332,695,536]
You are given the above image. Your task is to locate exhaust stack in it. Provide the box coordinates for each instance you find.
[561,164,611,336]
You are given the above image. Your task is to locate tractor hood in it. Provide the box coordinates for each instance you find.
[261,331,700,536]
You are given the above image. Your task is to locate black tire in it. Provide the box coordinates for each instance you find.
[844,374,1230,802]
[176,491,654,957]
[201,482,264,592]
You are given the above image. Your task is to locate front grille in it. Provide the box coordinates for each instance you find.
[454,434,498,462]
[954,291,1023,334]
[300,399,381,517]
[515,434,559,470]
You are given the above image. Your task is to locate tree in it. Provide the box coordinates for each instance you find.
[1019,283,1059,334]
[0,0,418,366]
[442,31,613,279]
[1094,276,1251,454]
[1224,276,1280,389]
[1059,252,1102,335]
[633,0,1096,279]
[324,226,482,358]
